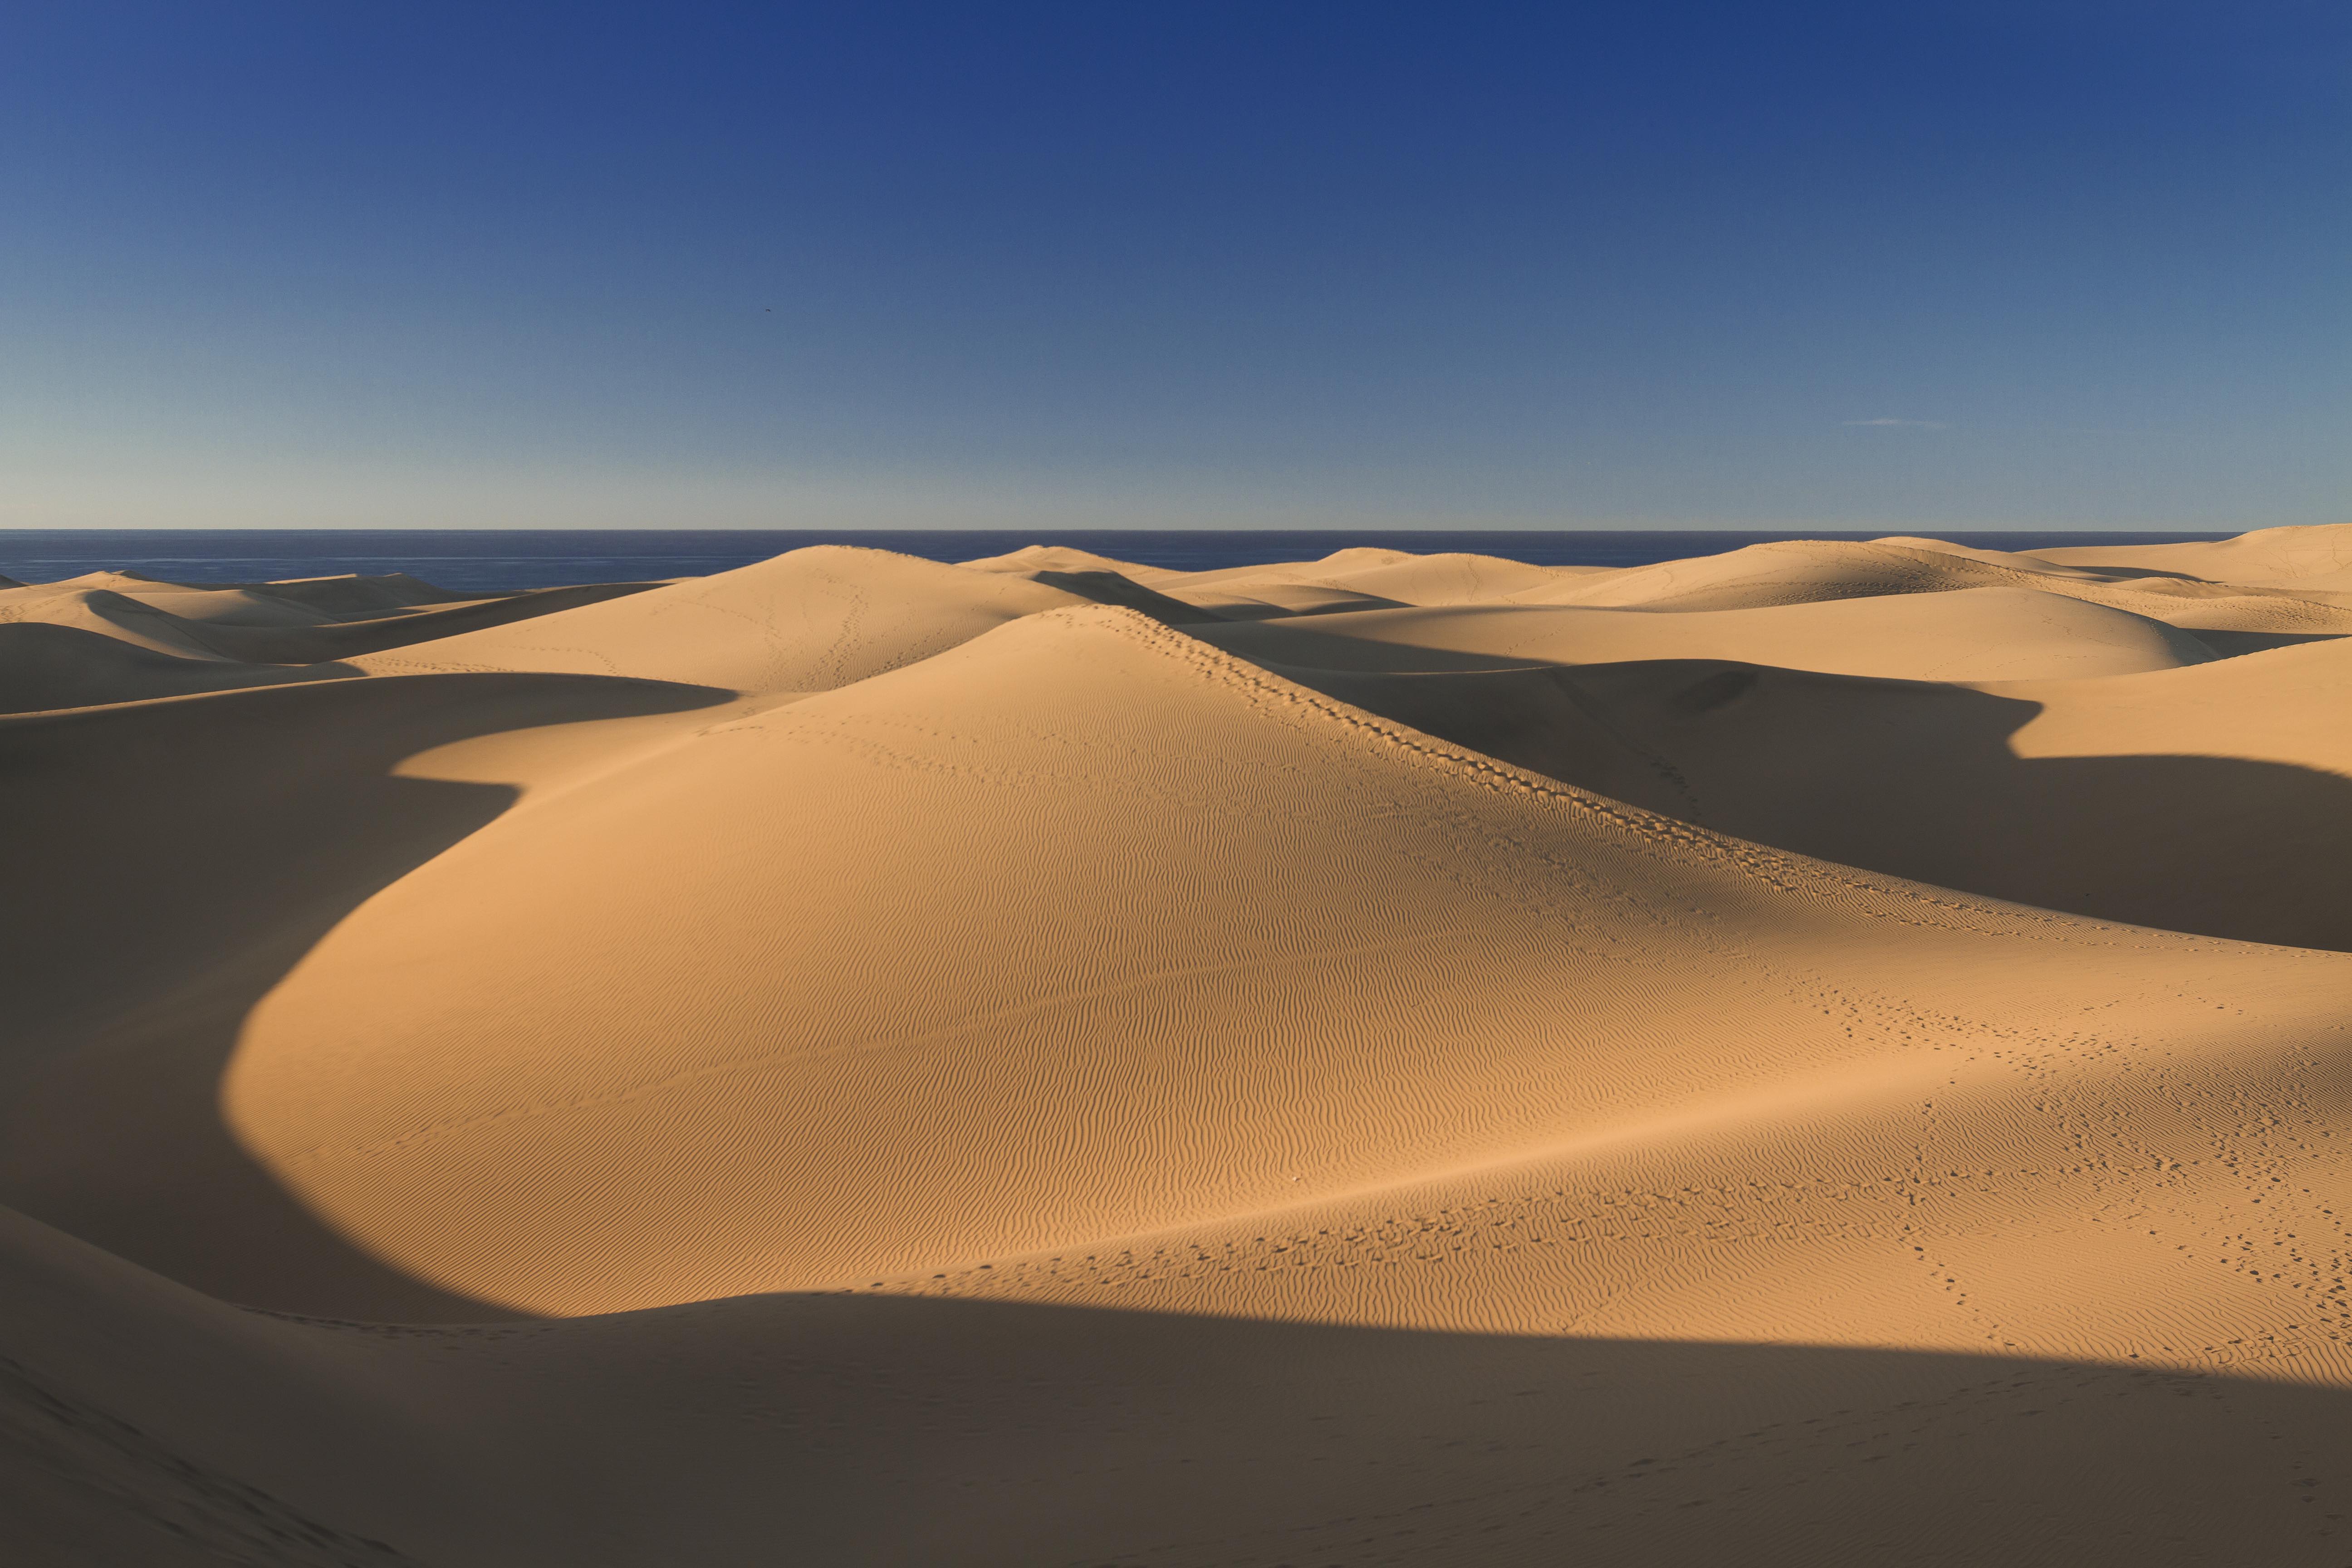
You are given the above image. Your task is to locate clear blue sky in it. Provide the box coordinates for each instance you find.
[4,2,2344,530]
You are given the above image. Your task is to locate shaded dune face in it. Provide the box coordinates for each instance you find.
[1270,649,2352,951]
[0,672,734,1320]
[1193,586,2226,681]
[4,530,2352,1566]
[9,1208,2352,1568]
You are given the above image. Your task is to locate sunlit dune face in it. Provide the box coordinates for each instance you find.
[12,532,2352,1565]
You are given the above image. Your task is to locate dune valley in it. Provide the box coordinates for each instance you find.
[5,526,2352,1565]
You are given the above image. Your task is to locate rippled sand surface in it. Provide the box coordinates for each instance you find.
[6,526,2352,1565]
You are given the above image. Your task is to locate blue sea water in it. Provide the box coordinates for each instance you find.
[0,528,2239,595]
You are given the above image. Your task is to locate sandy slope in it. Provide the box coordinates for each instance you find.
[1193,584,2222,681]
[0,571,657,710]
[1508,537,2352,632]
[2032,522,2352,593]
[5,529,2352,1565]
[1237,635,2352,951]
[351,545,1103,696]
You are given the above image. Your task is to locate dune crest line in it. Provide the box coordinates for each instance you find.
[6,528,2352,1565]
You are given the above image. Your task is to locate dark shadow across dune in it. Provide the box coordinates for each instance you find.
[358,1293,2352,1565]
[1261,656,2352,953]
[0,671,732,1320]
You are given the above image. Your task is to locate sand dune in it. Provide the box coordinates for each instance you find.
[0,622,355,713]
[1195,583,2222,682]
[5,529,2352,1565]
[1507,537,2352,633]
[353,544,1108,698]
[0,572,658,676]
[1266,638,2352,951]
[1137,547,1609,617]
[2033,521,2352,593]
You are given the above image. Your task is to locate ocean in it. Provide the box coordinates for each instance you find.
[0,528,2239,594]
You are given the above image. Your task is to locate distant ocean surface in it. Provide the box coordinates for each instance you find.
[0,528,2240,594]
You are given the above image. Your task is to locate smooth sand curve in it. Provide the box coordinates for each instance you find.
[5,527,2352,1565]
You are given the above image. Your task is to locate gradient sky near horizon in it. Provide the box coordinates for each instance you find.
[4,2,2345,531]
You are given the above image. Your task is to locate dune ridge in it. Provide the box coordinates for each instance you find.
[5,527,2352,1565]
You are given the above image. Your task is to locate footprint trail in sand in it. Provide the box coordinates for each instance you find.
[5,527,2352,1565]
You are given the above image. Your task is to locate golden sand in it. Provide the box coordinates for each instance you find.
[5,527,2352,1563]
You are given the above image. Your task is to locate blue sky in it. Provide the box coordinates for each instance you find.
[3,2,2344,530]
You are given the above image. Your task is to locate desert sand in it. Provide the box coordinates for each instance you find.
[5,526,2352,1565]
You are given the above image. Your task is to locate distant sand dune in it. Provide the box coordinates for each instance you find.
[1511,537,2352,632]
[0,572,657,681]
[2034,521,2352,592]
[1196,583,2222,681]
[1255,637,2352,951]
[5,527,2352,1565]
[353,544,1102,696]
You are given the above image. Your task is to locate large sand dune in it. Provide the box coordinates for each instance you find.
[5,526,2352,1564]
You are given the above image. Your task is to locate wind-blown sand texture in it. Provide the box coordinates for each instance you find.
[6,526,2352,1565]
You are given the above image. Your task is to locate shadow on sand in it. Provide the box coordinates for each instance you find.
[0,671,732,1321]
[1270,654,2352,953]
[371,1291,2352,1565]
[12,1251,2352,1566]
[6,634,2349,1329]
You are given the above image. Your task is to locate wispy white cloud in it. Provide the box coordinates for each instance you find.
[1842,417,1948,429]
